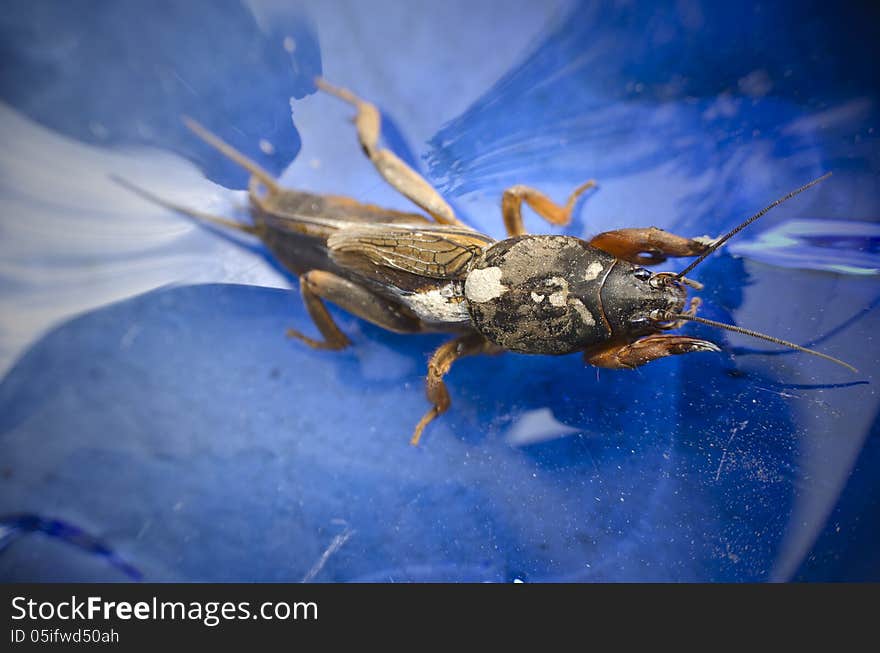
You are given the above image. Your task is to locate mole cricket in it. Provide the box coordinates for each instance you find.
[116,77,855,445]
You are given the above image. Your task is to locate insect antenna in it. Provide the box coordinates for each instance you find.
[669,313,856,372]
[675,172,832,280]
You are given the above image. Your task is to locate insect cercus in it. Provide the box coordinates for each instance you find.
[116,78,855,445]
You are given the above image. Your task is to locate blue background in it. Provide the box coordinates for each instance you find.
[1,0,878,581]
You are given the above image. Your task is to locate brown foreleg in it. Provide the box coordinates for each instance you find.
[589,227,714,266]
[583,334,720,369]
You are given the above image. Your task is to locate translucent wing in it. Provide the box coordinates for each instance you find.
[328,224,494,280]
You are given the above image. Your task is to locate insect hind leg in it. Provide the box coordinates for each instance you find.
[286,270,424,350]
[314,77,467,228]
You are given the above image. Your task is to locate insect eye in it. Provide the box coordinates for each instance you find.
[633,268,651,281]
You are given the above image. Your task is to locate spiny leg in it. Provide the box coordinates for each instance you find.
[287,270,424,350]
[411,333,491,446]
[589,227,713,266]
[583,334,720,369]
[501,180,596,237]
[315,77,467,228]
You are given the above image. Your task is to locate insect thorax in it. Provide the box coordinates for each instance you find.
[464,235,614,354]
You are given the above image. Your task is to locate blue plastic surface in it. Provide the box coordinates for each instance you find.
[1,0,878,581]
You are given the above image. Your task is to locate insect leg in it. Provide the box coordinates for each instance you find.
[411,333,490,446]
[287,270,424,350]
[314,77,467,228]
[583,335,720,369]
[588,227,713,266]
[501,180,596,237]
